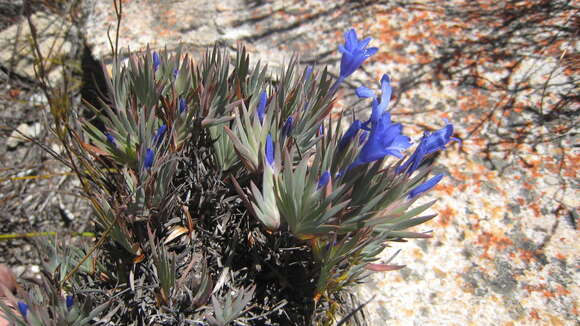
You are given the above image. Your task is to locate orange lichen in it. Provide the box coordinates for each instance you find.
[555,253,567,260]
[437,183,456,196]
[477,231,514,259]
[438,205,456,227]
[529,203,541,217]
[519,249,537,264]
[542,290,556,298]
[555,285,571,296]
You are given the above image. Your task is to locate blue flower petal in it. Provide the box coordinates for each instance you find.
[257,91,267,124]
[317,171,331,190]
[152,52,160,72]
[355,86,375,98]
[398,122,455,175]
[66,295,74,310]
[370,98,382,124]
[408,173,444,199]
[366,47,379,56]
[356,37,372,50]
[265,134,275,167]
[377,74,392,113]
[17,301,28,318]
[153,124,167,147]
[144,148,155,169]
[104,132,116,148]
[304,65,313,81]
[338,120,362,151]
[179,97,188,113]
[282,117,293,137]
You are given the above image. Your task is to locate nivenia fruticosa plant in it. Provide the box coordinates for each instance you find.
[5,29,457,325]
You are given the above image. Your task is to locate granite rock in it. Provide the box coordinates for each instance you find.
[80,1,579,325]
[82,0,366,71]
[0,11,79,85]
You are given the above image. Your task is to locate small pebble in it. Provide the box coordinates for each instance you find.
[29,265,40,274]
[6,123,43,149]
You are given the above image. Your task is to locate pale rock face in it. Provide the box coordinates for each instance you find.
[0,12,78,85]
[81,0,351,71]
[83,0,256,57]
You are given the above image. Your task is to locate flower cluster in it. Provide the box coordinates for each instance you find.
[338,68,456,198]
[257,28,456,238]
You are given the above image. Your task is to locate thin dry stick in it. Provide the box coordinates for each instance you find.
[0,231,95,240]
[108,0,123,60]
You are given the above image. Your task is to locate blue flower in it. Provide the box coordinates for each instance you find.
[421,122,455,154]
[282,117,293,137]
[317,171,331,190]
[152,52,160,72]
[104,132,116,148]
[398,122,455,175]
[17,301,28,318]
[265,134,275,167]
[179,97,188,113]
[352,107,410,167]
[325,239,337,251]
[318,123,324,136]
[144,148,155,169]
[408,173,444,199]
[66,295,74,310]
[338,120,362,151]
[172,67,179,78]
[153,124,167,146]
[338,29,378,79]
[350,75,410,167]
[257,91,267,124]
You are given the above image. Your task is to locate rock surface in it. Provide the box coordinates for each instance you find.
[83,0,364,70]
[5,122,42,149]
[0,0,577,325]
[0,11,79,85]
